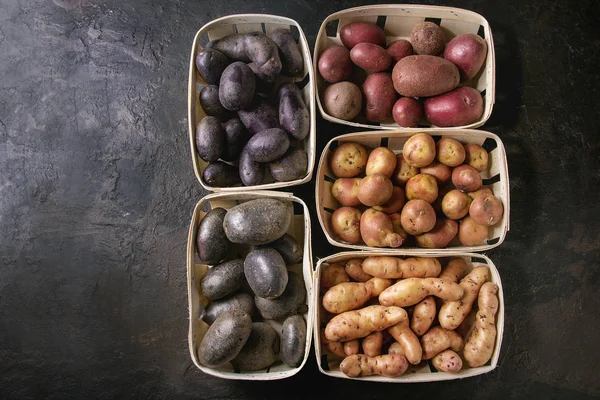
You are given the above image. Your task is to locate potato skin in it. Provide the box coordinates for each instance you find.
[366,147,397,178]
[402,132,436,168]
[360,208,405,248]
[410,21,445,56]
[439,258,468,282]
[469,194,504,226]
[362,331,383,356]
[245,128,290,163]
[244,247,288,299]
[331,207,362,244]
[463,282,499,367]
[458,216,489,246]
[392,55,459,97]
[323,282,371,313]
[278,83,310,141]
[340,21,386,49]
[238,97,279,135]
[420,160,451,184]
[218,61,256,111]
[196,48,229,85]
[330,142,368,178]
[340,354,409,378]
[464,143,489,172]
[324,305,407,342]
[405,173,438,204]
[415,218,459,248]
[323,81,363,121]
[400,199,436,235]
[254,271,306,319]
[318,45,353,83]
[281,315,306,368]
[238,147,265,187]
[436,137,466,167]
[379,278,464,307]
[363,72,397,122]
[452,164,482,192]
[345,259,371,282]
[269,148,308,182]
[321,263,351,292]
[201,292,255,325]
[208,34,250,62]
[203,162,241,187]
[387,320,422,364]
[197,309,252,367]
[244,32,282,79]
[220,118,248,162]
[432,349,463,372]
[357,174,393,206]
[362,256,441,279]
[196,207,231,265]
[332,178,362,207]
[387,39,413,63]
[231,322,280,371]
[439,266,489,330]
[421,326,464,360]
[200,259,245,300]
[425,86,484,127]
[270,28,303,77]
[373,186,405,214]
[411,296,436,336]
[393,155,420,185]
[442,189,472,220]
[443,33,488,81]
[200,85,233,121]
[223,198,292,245]
[196,116,225,162]
[350,43,392,72]
[343,340,360,356]
[392,97,423,128]
[263,233,302,266]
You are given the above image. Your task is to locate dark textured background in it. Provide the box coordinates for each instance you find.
[1,0,599,398]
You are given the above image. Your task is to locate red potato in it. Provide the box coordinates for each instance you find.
[360,209,405,248]
[402,132,436,168]
[464,143,489,172]
[436,137,466,167]
[442,189,472,220]
[366,147,397,178]
[414,219,458,248]
[405,173,438,204]
[363,73,397,122]
[469,194,504,226]
[410,21,445,56]
[332,178,362,207]
[340,21,386,49]
[424,86,484,127]
[330,142,368,178]
[393,155,419,185]
[400,199,436,235]
[420,160,451,184]
[443,33,488,81]
[387,39,413,63]
[350,43,392,72]
[392,55,459,97]
[357,174,393,206]
[374,186,406,214]
[388,213,409,240]
[323,81,363,121]
[458,216,489,246]
[452,164,482,192]
[318,45,353,83]
[331,207,362,244]
[392,98,423,128]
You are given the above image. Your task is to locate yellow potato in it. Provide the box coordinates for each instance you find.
[365,277,394,296]
[345,259,372,282]
[322,282,371,314]
[320,330,346,357]
[344,339,360,356]
[321,263,350,292]
[439,266,489,330]
[325,305,407,342]
[362,256,441,279]
[432,349,463,373]
[379,278,464,307]
[410,295,436,336]
[387,319,422,364]
[362,331,383,357]
[388,341,405,356]
[439,258,468,282]
[463,282,499,367]
[340,354,409,378]
[421,326,464,359]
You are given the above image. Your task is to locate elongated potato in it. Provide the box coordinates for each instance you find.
[345,259,372,282]
[388,341,405,356]
[439,258,469,282]
[379,278,464,307]
[421,326,464,359]
[321,330,346,357]
[322,282,371,314]
[410,296,436,336]
[362,331,383,357]
[344,339,361,356]
[432,349,463,373]
[325,305,407,342]
[321,263,351,292]
[362,256,441,279]
[387,319,422,364]
[392,55,459,97]
[340,354,409,378]
[439,266,489,330]
[463,282,499,367]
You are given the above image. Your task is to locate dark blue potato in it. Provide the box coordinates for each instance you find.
[196,116,225,162]
[269,147,308,182]
[270,28,304,77]
[199,85,232,121]
[200,259,245,300]
[202,162,241,187]
[247,62,276,94]
[238,147,265,187]
[244,247,288,299]
[281,315,307,368]
[254,271,306,320]
[197,309,252,368]
[206,35,250,62]
[221,118,248,162]
[219,62,256,111]
[263,233,303,265]
[245,128,290,162]
[231,322,280,371]
[244,32,282,79]
[196,207,231,265]
[201,292,255,325]
[278,83,310,140]
[223,198,292,245]
[238,97,279,135]
[195,48,229,85]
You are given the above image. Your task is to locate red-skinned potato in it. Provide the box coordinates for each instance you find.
[360,209,404,248]
[363,73,397,122]
[402,133,436,168]
[458,216,489,246]
[436,137,466,167]
[443,34,488,81]
[387,39,413,63]
[420,160,451,184]
[415,219,458,248]
[374,186,406,214]
[393,155,419,186]
[405,173,438,204]
[400,199,436,235]
[323,81,363,121]
[318,46,353,83]
[392,98,423,128]
[424,86,484,127]
[332,178,362,207]
[469,194,504,226]
[467,186,493,200]
[331,207,362,244]
[389,213,409,240]
[340,22,386,49]
[366,147,397,178]
[357,174,394,206]
[441,189,472,220]
[452,164,482,192]
[350,43,392,73]
[464,143,489,172]
[330,142,368,178]
[392,55,459,97]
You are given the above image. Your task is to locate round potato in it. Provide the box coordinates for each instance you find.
[432,349,463,373]
[374,186,405,214]
[400,199,436,235]
[458,216,489,246]
[424,86,484,127]
[323,81,362,121]
[420,160,451,184]
[361,209,405,248]
[331,207,362,244]
[464,143,489,172]
[469,194,504,226]
[452,164,482,192]
[402,133,436,168]
[410,21,445,55]
[332,177,362,207]
[357,174,394,206]
[387,39,413,63]
[392,55,459,98]
[436,137,466,167]
[330,142,368,178]
[467,186,493,200]
[350,43,392,73]
[363,72,396,122]
[392,97,423,128]
[405,173,438,204]
[366,147,397,178]
[393,154,420,185]
[442,189,472,220]
[340,21,386,49]
[443,33,487,81]
[318,45,352,83]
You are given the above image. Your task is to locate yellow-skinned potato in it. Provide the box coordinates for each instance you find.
[362,331,383,356]
[387,319,422,364]
[439,258,468,282]
[439,266,489,330]
[324,305,407,342]
[322,282,371,314]
[321,263,351,292]
[410,295,436,336]
[464,143,489,172]
[366,147,397,178]
[392,154,419,185]
[320,330,346,357]
[379,278,464,307]
[357,174,393,206]
[345,259,372,282]
[344,339,360,356]
[432,349,463,373]
[464,282,499,367]
[330,142,368,178]
[340,354,409,378]
[362,256,441,279]
[421,326,464,359]
[436,137,466,167]
[332,177,362,207]
[365,277,394,296]
[373,186,406,215]
[405,173,438,203]
[388,341,405,356]
[402,132,436,168]
[467,186,493,200]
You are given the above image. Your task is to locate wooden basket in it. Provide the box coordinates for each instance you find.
[313,251,504,382]
[313,5,495,130]
[186,191,314,380]
[315,129,510,254]
[188,15,316,191]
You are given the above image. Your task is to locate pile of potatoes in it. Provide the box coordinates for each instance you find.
[318,21,487,127]
[319,257,500,378]
[195,198,308,371]
[328,132,504,248]
[195,30,310,187]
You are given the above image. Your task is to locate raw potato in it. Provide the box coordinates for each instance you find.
[245,128,290,163]
[223,198,292,245]
[410,296,436,336]
[463,282,499,367]
[221,118,248,162]
[208,34,250,62]
[266,233,303,265]
[400,199,436,236]
[421,326,464,359]
[439,258,469,282]
[425,86,484,127]
[387,39,414,63]
[322,282,371,314]
[452,164,483,192]
[379,278,464,307]
[332,178,362,207]
[324,305,407,342]
[467,186,493,200]
[330,142,368,178]
[350,43,392,73]
[392,55,459,97]
[339,21,386,49]
[387,319,422,364]
[321,263,350,292]
[439,266,489,330]
[278,83,310,141]
[432,349,463,373]
[464,143,489,172]
[442,189,472,220]
[344,340,360,356]
[373,186,406,215]
[357,174,393,206]
[281,315,307,368]
[392,97,423,128]
[269,148,308,183]
[200,259,245,300]
[436,137,466,167]
[231,322,280,371]
[410,21,445,55]
[254,271,306,319]
[393,155,420,185]
[196,207,231,265]
[345,259,372,282]
[321,330,346,357]
[414,218,458,248]
[200,85,232,121]
[388,341,405,356]
[201,292,255,325]
[196,116,225,163]
[360,208,405,248]
[238,147,265,187]
[362,331,383,356]
[203,162,241,187]
[197,310,252,368]
[340,354,409,378]
[363,73,397,122]
[323,81,363,121]
[420,160,452,184]
[195,48,229,85]
[458,216,489,246]
[270,28,303,77]
[218,61,256,111]
[331,207,362,244]
[244,32,282,79]
[318,46,352,83]
[237,96,279,135]
[362,256,441,279]
[365,277,394,296]
[469,194,504,226]
[402,132,436,168]
[443,33,488,81]
[405,173,438,203]
[366,147,397,178]
[244,247,288,299]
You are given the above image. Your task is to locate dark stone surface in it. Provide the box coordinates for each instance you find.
[0,0,599,398]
